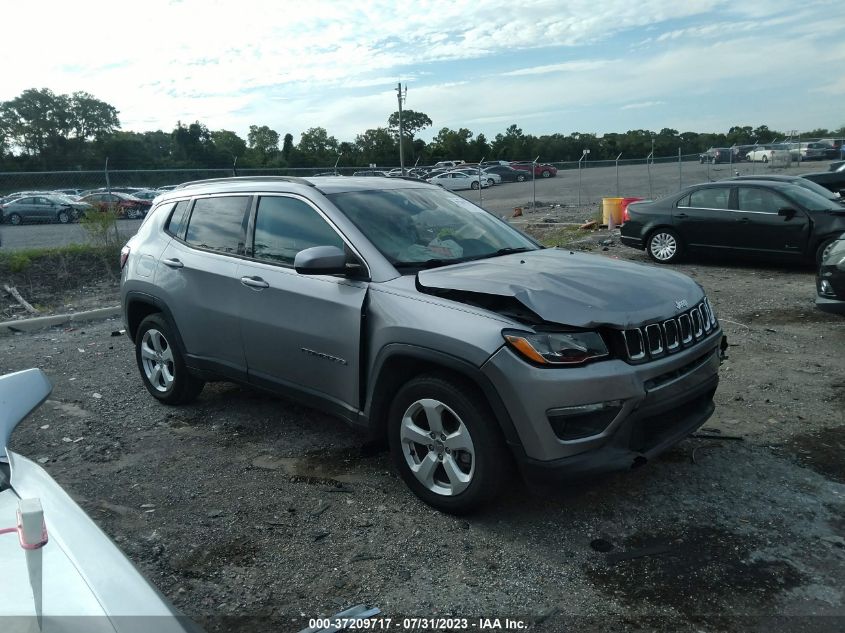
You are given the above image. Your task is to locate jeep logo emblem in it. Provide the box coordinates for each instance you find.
[675,299,688,310]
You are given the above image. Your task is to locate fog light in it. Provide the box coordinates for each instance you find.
[547,400,623,441]
[819,280,834,296]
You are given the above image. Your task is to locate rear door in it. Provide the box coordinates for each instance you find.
[236,194,367,413]
[673,186,735,249]
[733,186,810,256]
[154,195,251,377]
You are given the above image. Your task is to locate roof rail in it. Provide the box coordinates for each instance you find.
[174,176,315,190]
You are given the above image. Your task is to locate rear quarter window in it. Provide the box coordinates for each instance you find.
[184,196,251,255]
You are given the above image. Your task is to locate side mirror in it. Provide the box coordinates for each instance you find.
[777,208,796,220]
[294,245,349,275]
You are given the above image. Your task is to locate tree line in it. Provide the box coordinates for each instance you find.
[1,88,842,171]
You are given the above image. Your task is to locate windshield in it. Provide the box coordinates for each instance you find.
[794,178,838,201]
[784,184,839,212]
[328,187,538,266]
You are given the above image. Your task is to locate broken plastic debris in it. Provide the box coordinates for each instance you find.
[92,393,102,399]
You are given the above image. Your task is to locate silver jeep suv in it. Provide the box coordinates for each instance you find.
[121,176,723,513]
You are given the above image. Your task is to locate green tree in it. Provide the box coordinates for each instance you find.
[247,125,280,163]
[1,88,71,155]
[429,127,473,161]
[282,132,294,161]
[296,127,339,166]
[171,120,213,165]
[67,91,120,141]
[211,130,247,163]
[355,128,396,166]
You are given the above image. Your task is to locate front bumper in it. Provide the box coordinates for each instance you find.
[481,332,722,480]
[815,294,845,314]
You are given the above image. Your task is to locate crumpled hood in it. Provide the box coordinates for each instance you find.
[416,248,705,329]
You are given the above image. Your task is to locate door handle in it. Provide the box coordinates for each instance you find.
[240,276,269,289]
[736,217,751,224]
[675,213,688,219]
[162,258,184,268]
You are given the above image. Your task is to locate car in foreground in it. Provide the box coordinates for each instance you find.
[427,170,490,190]
[620,180,845,264]
[801,161,845,196]
[510,162,558,178]
[728,174,844,206]
[121,175,723,513]
[0,368,197,629]
[816,233,845,314]
[482,165,529,182]
[79,192,152,219]
[1,194,91,225]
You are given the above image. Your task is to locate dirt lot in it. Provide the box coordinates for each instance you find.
[1,231,844,632]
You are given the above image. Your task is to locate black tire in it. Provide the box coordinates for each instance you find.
[646,228,683,264]
[135,313,204,405]
[541,170,551,178]
[8,213,22,226]
[470,181,480,190]
[57,209,70,224]
[762,155,768,163]
[516,174,526,182]
[388,373,510,514]
[816,237,836,266]
[487,178,495,186]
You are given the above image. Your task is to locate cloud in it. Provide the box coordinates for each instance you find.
[500,60,616,77]
[621,101,666,110]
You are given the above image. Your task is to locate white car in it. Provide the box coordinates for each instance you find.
[452,168,502,186]
[426,170,490,191]
[746,144,791,163]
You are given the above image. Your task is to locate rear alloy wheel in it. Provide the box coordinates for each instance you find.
[541,170,551,178]
[470,181,480,190]
[56,210,70,224]
[487,178,495,186]
[135,314,204,404]
[647,228,683,264]
[388,374,509,514]
[516,174,526,182]
[8,213,22,226]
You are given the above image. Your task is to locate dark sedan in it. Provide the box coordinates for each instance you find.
[482,165,529,182]
[801,161,845,196]
[816,233,845,314]
[620,180,845,264]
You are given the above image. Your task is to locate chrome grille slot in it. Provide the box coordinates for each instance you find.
[663,319,679,350]
[678,314,693,344]
[691,309,703,339]
[624,329,646,361]
[645,324,664,356]
[700,303,712,332]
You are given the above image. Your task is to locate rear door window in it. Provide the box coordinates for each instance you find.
[689,187,730,210]
[252,195,344,266]
[184,196,250,255]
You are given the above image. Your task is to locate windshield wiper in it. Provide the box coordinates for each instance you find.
[394,258,455,269]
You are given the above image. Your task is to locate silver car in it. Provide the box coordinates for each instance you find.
[121,176,723,513]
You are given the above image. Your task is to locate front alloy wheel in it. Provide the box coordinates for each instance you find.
[400,399,475,497]
[140,328,176,393]
[647,229,682,264]
[135,313,204,404]
[389,374,509,513]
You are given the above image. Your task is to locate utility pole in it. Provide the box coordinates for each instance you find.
[396,83,407,176]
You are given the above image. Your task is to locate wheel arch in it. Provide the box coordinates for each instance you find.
[124,291,187,353]
[363,344,524,455]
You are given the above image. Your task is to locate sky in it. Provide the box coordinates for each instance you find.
[3,0,844,144]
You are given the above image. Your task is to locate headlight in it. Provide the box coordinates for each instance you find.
[503,329,609,366]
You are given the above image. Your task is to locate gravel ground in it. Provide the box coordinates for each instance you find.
[2,238,844,632]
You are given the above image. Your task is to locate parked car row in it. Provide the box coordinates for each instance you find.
[0,187,166,224]
[699,139,844,164]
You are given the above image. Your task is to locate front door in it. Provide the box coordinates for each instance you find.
[236,194,367,413]
[733,186,809,256]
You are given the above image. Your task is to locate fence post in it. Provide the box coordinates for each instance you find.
[678,147,682,190]
[104,157,110,193]
[647,151,653,198]
[615,153,622,196]
[478,155,485,207]
[532,155,539,210]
